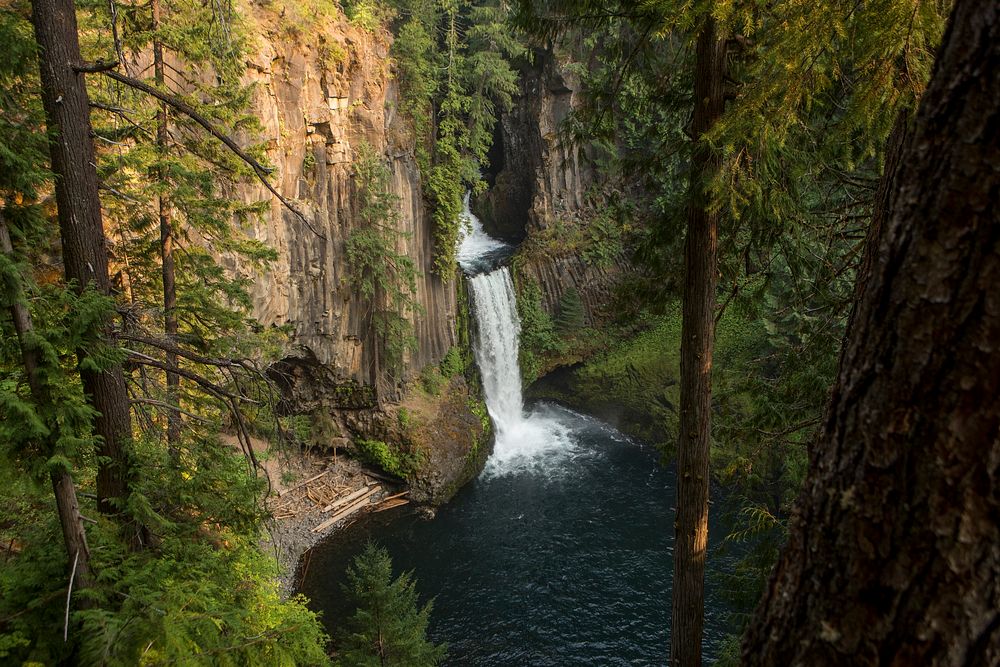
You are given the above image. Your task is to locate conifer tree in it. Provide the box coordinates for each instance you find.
[346,142,420,395]
[30,0,141,536]
[555,286,585,332]
[0,4,96,586]
[2,1,330,660]
[338,544,447,667]
[741,0,999,661]
[79,0,279,456]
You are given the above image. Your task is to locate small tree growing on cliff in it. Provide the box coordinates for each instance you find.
[337,543,446,667]
[346,142,421,386]
[555,287,586,333]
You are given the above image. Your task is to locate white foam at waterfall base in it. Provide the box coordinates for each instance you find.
[466,259,579,478]
[482,406,577,478]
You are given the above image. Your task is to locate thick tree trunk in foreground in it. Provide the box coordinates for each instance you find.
[851,112,911,311]
[30,0,136,523]
[741,1,999,665]
[153,0,181,449]
[671,16,726,667]
[1,213,92,591]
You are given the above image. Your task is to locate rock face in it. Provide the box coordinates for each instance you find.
[476,46,629,326]
[234,10,458,401]
[211,7,488,501]
[476,47,595,240]
[516,253,627,327]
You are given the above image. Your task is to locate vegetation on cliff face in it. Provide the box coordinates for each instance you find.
[346,141,420,376]
[388,0,526,274]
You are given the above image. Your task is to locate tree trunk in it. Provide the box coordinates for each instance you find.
[671,16,725,667]
[741,1,1000,665]
[0,212,93,591]
[152,0,181,448]
[845,111,912,335]
[30,0,137,528]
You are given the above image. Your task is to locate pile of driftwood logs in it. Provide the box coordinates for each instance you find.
[270,469,410,534]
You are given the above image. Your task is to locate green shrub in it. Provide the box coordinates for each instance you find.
[419,364,447,396]
[0,435,330,665]
[439,346,465,378]
[302,148,316,172]
[581,202,627,268]
[354,439,421,479]
[514,276,562,382]
[342,0,392,32]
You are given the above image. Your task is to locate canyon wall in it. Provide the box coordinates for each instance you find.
[476,47,629,326]
[228,9,458,406]
[205,6,487,502]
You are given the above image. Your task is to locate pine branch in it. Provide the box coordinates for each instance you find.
[77,61,326,240]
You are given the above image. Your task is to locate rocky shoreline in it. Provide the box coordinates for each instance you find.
[261,453,406,594]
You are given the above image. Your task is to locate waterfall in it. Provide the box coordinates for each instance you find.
[458,195,575,476]
[468,269,524,436]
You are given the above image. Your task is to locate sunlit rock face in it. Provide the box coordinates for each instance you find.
[215,11,492,498]
[232,11,458,397]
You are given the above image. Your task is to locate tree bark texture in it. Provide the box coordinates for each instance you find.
[849,111,912,323]
[153,0,181,448]
[30,0,136,521]
[671,16,726,667]
[1,212,93,591]
[741,1,999,665]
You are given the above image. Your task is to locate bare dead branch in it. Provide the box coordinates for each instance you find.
[126,354,259,405]
[129,397,214,423]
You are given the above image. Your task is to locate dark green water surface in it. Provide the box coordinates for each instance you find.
[299,402,736,665]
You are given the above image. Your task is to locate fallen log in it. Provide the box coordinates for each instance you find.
[379,490,409,503]
[310,487,379,534]
[374,499,409,512]
[321,485,372,513]
[362,469,404,484]
[277,470,329,497]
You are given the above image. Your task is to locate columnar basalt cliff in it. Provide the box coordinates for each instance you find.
[476,48,594,239]
[211,8,487,501]
[476,47,629,327]
[235,14,456,397]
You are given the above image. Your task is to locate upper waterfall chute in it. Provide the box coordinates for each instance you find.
[457,192,511,275]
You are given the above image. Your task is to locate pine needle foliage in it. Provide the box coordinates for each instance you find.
[346,142,421,376]
[337,544,446,667]
[0,3,329,663]
[555,287,586,333]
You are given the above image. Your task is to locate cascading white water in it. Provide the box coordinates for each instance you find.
[457,192,508,273]
[457,195,575,476]
[467,269,523,434]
